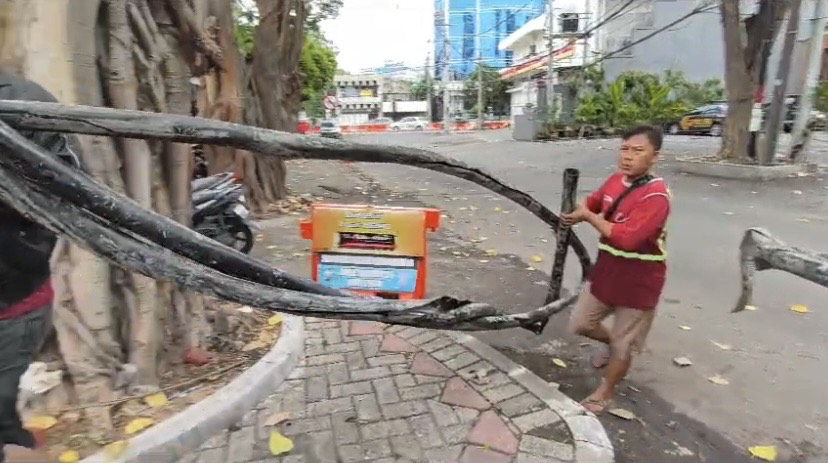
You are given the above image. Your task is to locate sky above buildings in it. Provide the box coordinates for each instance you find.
[321,0,434,74]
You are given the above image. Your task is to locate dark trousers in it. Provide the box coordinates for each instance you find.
[0,307,47,462]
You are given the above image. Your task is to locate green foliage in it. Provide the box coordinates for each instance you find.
[232,0,339,119]
[575,70,723,129]
[300,31,338,118]
[410,77,431,101]
[463,64,510,115]
[815,80,828,113]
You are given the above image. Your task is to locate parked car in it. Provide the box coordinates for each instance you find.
[319,120,342,139]
[666,104,727,137]
[390,117,428,131]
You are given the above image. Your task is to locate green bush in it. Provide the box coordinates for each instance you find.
[575,70,723,129]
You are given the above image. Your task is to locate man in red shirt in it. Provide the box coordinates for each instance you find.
[562,124,670,415]
[0,72,83,462]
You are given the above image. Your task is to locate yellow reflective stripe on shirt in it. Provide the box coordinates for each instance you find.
[597,243,666,261]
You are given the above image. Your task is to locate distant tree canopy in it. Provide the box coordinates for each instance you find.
[233,0,339,117]
[463,64,510,115]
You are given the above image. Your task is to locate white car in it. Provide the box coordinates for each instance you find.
[390,117,429,131]
[319,120,342,138]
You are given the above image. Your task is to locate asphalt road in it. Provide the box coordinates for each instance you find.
[343,130,828,461]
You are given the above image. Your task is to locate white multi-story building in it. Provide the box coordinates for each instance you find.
[334,74,383,125]
[497,0,601,119]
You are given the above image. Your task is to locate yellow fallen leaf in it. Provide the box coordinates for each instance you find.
[484,249,498,256]
[478,259,489,263]
[679,325,692,331]
[744,305,758,311]
[790,304,809,314]
[797,218,810,223]
[263,411,290,427]
[268,315,284,326]
[552,358,567,368]
[494,207,501,212]
[104,440,129,459]
[711,341,732,351]
[58,450,80,463]
[531,256,543,263]
[707,375,730,386]
[268,431,294,456]
[525,266,535,271]
[25,415,57,431]
[125,417,154,435]
[144,392,168,408]
[748,445,778,461]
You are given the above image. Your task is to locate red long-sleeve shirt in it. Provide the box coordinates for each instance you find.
[585,173,670,309]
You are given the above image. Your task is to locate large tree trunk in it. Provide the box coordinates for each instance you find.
[719,0,791,161]
[250,0,306,202]
[0,0,225,430]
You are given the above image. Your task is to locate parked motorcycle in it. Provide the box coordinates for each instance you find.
[191,173,257,254]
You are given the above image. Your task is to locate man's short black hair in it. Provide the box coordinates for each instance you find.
[622,124,663,151]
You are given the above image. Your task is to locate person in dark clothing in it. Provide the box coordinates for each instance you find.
[0,72,83,462]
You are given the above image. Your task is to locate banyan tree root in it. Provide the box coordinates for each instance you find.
[0,113,585,334]
[735,228,828,313]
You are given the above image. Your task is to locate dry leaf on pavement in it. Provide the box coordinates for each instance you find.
[608,408,636,420]
[790,304,809,314]
[711,341,733,351]
[269,431,294,455]
[24,415,57,431]
[268,314,284,326]
[125,417,154,435]
[672,356,693,367]
[552,358,567,368]
[58,450,80,463]
[144,392,168,408]
[531,256,543,263]
[707,375,730,386]
[679,325,692,331]
[748,445,778,461]
[484,249,498,256]
[744,305,758,311]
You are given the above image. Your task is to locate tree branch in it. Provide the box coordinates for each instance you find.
[0,101,592,333]
[0,119,577,331]
[167,0,224,70]
[734,228,828,312]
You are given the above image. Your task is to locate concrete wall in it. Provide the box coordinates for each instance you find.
[602,0,725,83]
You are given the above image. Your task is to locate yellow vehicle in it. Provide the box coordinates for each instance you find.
[666,104,726,137]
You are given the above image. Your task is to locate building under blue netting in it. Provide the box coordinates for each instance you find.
[434,0,545,79]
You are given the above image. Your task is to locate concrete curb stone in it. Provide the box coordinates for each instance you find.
[448,331,615,463]
[80,314,304,463]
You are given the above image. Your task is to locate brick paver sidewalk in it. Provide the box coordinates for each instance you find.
[185,318,603,463]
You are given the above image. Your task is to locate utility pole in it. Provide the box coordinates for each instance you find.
[789,0,828,162]
[442,0,451,134]
[762,0,803,165]
[546,0,556,122]
[581,1,590,69]
[426,51,433,122]
[476,0,484,130]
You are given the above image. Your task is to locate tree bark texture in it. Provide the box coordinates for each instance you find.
[0,0,233,427]
[0,103,592,333]
[735,228,828,313]
[719,0,790,161]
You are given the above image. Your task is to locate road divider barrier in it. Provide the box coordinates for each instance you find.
[306,120,511,135]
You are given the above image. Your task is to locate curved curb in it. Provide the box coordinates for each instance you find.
[447,332,615,463]
[80,314,304,463]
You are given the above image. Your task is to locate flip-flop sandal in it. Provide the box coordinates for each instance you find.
[591,345,610,369]
[581,397,612,415]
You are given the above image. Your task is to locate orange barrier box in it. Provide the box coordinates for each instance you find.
[300,204,441,300]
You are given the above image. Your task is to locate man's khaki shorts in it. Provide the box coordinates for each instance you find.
[568,286,656,360]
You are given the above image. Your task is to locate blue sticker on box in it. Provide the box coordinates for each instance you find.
[317,264,418,292]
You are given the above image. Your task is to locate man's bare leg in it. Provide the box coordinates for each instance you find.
[583,355,632,414]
